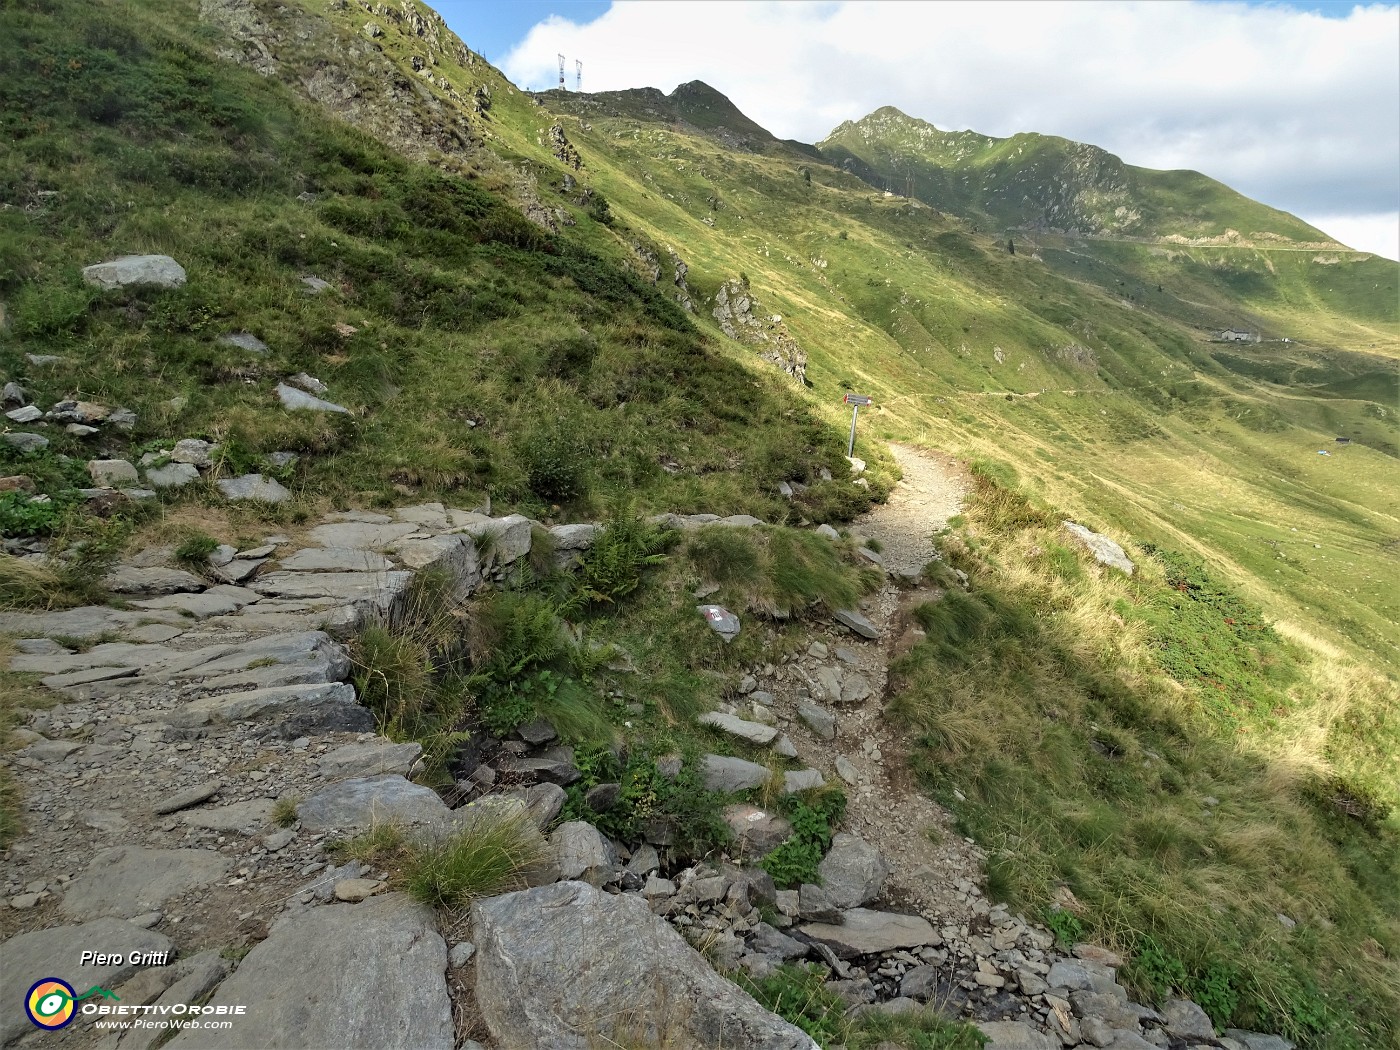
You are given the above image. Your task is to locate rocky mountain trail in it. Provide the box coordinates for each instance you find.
[0,459,1292,1050]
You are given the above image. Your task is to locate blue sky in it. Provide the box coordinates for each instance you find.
[434,1,1399,257]
[433,1,608,64]
[438,0,1394,62]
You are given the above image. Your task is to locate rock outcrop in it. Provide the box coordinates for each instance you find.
[712,279,808,382]
[472,881,819,1050]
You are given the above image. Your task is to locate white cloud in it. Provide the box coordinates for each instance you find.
[1304,211,1399,259]
[498,1,1399,259]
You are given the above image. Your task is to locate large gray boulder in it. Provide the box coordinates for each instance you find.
[1063,522,1135,575]
[167,893,451,1049]
[817,833,892,908]
[833,608,880,639]
[317,739,423,779]
[297,775,453,832]
[83,254,186,289]
[473,881,818,1050]
[1223,1031,1296,1050]
[217,473,291,503]
[275,382,349,414]
[701,754,773,792]
[699,710,778,746]
[977,1020,1061,1049]
[168,682,358,728]
[1,919,173,1045]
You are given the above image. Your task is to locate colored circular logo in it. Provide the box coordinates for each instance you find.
[26,978,77,1030]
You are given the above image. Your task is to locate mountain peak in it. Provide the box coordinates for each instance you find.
[540,79,818,158]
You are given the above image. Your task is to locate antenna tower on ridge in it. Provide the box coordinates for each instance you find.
[575,59,582,92]
[557,53,565,91]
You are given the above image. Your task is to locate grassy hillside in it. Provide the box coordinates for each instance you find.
[819,106,1337,244]
[1,1,1396,1044]
[0,0,882,532]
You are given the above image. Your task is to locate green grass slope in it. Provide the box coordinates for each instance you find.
[0,0,877,530]
[0,2,1396,1042]
[819,106,1336,244]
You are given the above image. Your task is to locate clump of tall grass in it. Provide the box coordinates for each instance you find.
[0,513,128,610]
[327,804,550,909]
[684,524,878,619]
[405,804,551,908]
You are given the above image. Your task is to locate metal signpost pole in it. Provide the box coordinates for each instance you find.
[843,393,872,457]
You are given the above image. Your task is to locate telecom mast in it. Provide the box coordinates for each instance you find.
[557,54,565,90]
[575,59,582,92]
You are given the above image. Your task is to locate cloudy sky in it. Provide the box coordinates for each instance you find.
[435,1,1399,259]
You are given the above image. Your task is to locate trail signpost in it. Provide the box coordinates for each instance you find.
[843,392,872,456]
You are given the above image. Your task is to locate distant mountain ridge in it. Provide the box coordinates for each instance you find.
[819,106,1341,247]
[538,80,823,161]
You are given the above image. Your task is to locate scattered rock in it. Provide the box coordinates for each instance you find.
[552,821,617,886]
[1162,999,1215,1040]
[288,372,328,395]
[783,768,825,793]
[219,332,268,354]
[797,882,843,923]
[145,461,201,489]
[723,804,794,856]
[82,254,186,289]
[153,783,221,814]
[799,908,938,957]
[1063,522,1135,575]
[697,603,741,642]
[797,702,836,740]
[976,1020,1061,1049]
[276,382,350,414]
[1,432,48,452]
[297,774,453,833]
[217,473,292,503]
[334,878,385,902]
[701,754,773,793]
[699,710,778,746]
[833,608,881,639]
[317,739,422,779]
[88,459,139,486]
[817,833,892,908]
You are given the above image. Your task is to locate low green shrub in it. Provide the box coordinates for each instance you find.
[762,789,847,888]
[574,511,672,606]
[1042,908,1084,948]
[562,742,730,858]
[468,590,566,678]
[0,492,64,538]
